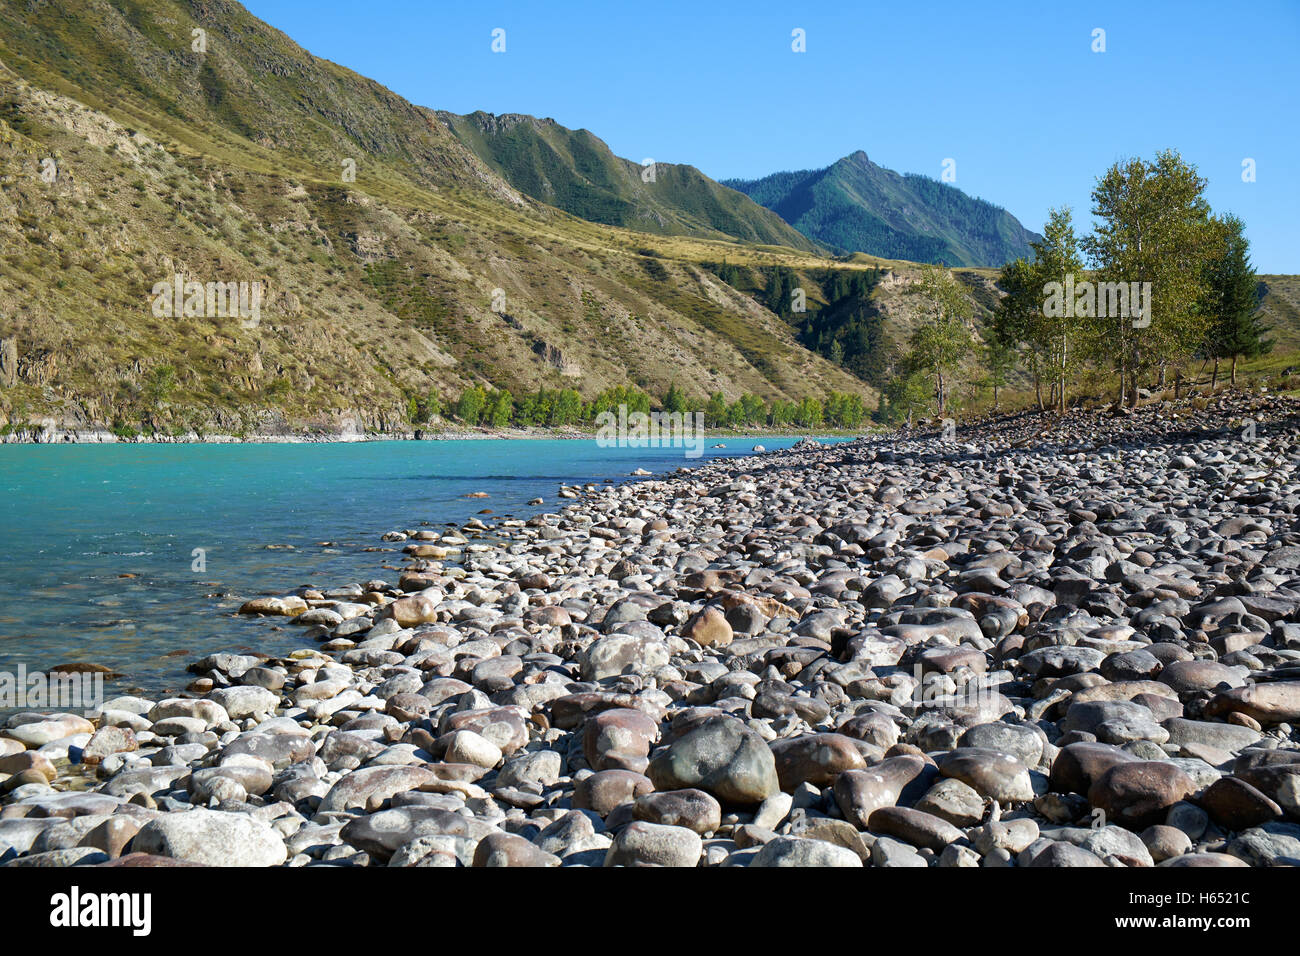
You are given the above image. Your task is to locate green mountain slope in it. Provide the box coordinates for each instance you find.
[724,151,1041,268]
[1257,275,1300,354]
[0,0,871,437]
[438,111,824,253]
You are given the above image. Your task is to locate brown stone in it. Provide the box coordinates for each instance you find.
[937,748,1034,802]
[81,726,138,765]
[680,606,734,648]
[1199,776,1282,830]
[1159,660,1247,697]
[441,706,529,755]
[799,819,872,861]
[917,645,986,675]
[835,713,899,750]
[573,769,654,816]
[868,805,964,850]
[79,816,143,859]
[525,605,571,627]
[1233,762,1300,818]
[0,750,57,781]
[583,707,660,772]
[633,789,721,834]
[770,733,867,790]
[1049,741,1141,796]
[1205,682,1300,725]
[1088,761,1197,830]
[382,593,441,627]
[832,755,927,828]
[549,692,664,731]
[472,832,560,867]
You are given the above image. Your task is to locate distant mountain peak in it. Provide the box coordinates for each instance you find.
[725,152,1040,267]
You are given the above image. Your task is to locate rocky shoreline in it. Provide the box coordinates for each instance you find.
[0,424,831,444]
[3,392,1300,868]
[0,424,592,444]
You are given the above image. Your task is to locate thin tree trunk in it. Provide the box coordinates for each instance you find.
[1211,359,1219,390]
[1059,335,1068,413]
[1231,354,1239,385]
[1127,341,1141,407]
[1116,318,1127,410]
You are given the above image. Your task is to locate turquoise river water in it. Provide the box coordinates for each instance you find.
[0,437,831,703]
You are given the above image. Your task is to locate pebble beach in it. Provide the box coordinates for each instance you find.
[3,394,1300,869]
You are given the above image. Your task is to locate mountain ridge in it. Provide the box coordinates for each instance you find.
[724,150,1042,267]
[436,109,825,253]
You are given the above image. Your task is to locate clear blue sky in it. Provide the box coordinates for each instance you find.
[242,0,1299,272]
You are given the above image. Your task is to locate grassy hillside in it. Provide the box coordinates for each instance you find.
[1257,275,1300,354]
[0,0,872,437]
[438,111,824,254]
[725,151,1041,268]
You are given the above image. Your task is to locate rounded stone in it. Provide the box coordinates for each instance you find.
[750,835,863,867]
[132,809,287,866]
[633,789,721,835]
[604,821,702,867]
[1088,761,1197,830]
[769,733,867,791]
[1199,776,1283,830]
[937,748,1034,803]
[573,769,655,816]
[646,716,778,806]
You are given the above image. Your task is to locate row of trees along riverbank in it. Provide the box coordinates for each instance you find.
[417,383,871,430]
